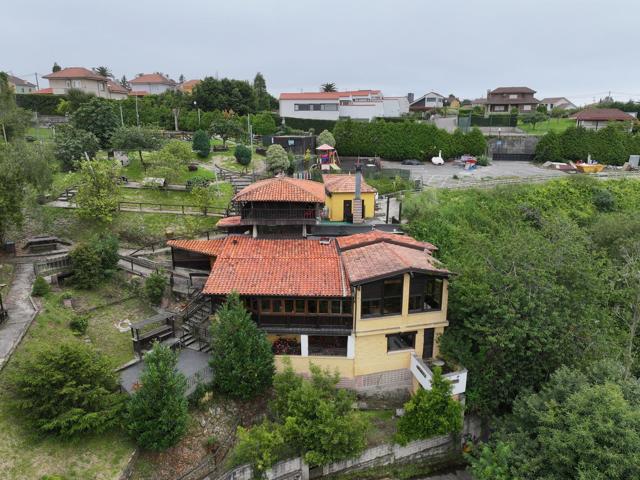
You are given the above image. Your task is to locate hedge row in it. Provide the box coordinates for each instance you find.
[535,125,640,166]
[333,119,487,160]
[16,93,66,115]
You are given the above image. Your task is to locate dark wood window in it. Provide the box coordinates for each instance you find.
[248,297,353,317]
[260,299,270,312]
[331,300,341,314]
[409,274,443,312]
[272,299,282,313]
[387,331,416,352]
[295,299,305,313]
[423,328,435,359]
[318,300,329,314]
[284,300,294,313]
[361,276,403,318]
[307,300,317,314]
[309,335,348,356]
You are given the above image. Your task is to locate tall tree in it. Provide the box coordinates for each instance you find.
[0,72,32,142]
[54,125,100,171]
[75,159,120,223]
[119,75,129,89]
[94,66,112,78]
[209,110,243,147]
[52,62,61,72]
[193,77,256,114]
[178,74,185,84]
[253,72,270,111]
[127,343,189,451]
[0,143,27,242]
[321,82,337,92]
[110,125,163,169]
[209,292,275,400]
[71,97,119,149]
[192,129,210,158]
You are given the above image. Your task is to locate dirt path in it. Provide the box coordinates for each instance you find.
[0,262,37,370]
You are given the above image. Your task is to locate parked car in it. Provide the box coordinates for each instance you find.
[401,159,422,165]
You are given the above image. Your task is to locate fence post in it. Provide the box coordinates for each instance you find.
[386,196,390,224]
[398,201,402,223]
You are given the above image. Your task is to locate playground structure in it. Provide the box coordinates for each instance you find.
[316,144,341,172]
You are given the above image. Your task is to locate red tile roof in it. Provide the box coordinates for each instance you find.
[8,75,35,87]
[178,79,201,91]
[340,240,448,285]
[233,177,325,203]
[490,86,536,94]
[279,90,381,100]
[216,216,242,228]
[43,67,106,81]
[322,174,377,194]
[574,108,636,122]
[130,73,176,85]
[337,230,436,252]
[35,88,54,94]
[171,236,348,297]
[107,80,128,94]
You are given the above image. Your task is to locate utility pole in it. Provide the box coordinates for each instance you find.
[135,95,140,127]
[34,72,40,90]
[119,104,124,126]
[247,115,253,152]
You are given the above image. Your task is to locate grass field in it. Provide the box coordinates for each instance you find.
[119,182,233,209]
[121,155,216,183]
[26,126,54,141]
[518,117,575,135]
[0,277,153,479]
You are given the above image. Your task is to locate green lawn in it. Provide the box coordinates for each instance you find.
[0,277,153,479]
[121,155,216,184]
[518,117,575,135]
[119,182,233,209]
[26,126,54,141]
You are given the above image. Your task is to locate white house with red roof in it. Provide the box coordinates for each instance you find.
[129,73,177,95]
[42,67,110,97]
[279,90,409,121]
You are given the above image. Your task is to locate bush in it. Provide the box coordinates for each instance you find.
[265,144,290,175]
[144,271,166,305]
[54,125,100,171]
[8,341,123,437]
[476,154,491,166]
[251,112,277,136]
[230,422,286,477]
[333,119,487,160]
[127,343,189,450]
[210,293,275,400]
[234,144,252,166]
[31,276,50,297]
[593,189,616,212]
[317,129,336,147]
[186,175,211,191]
[69,315,89,335]
[69,234,120,289]
[395,367,463,445]
[192,129,211,158]
[16,93,65,115]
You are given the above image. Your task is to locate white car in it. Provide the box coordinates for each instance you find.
[431,150,444,165]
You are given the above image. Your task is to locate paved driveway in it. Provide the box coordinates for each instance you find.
[383,160,566,189]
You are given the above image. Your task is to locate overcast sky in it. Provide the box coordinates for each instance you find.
[3,0,638,105]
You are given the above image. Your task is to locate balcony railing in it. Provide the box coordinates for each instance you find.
[410,353,467,396]
[237,207,320,225]
[253,313,352,333]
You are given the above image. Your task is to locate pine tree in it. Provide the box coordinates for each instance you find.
[210,292,275,400]
[192,129,210,158]
[52,62,61,72]
[127,343,189,451]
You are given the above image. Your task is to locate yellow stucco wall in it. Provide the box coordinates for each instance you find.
[325,192,376,221]
[275,355,355,378]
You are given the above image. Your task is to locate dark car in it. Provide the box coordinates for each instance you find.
[401,159,422,165]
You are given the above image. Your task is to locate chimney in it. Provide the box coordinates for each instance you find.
[407,92,414,104]
[355,162,362,200]
[352,163,364,224]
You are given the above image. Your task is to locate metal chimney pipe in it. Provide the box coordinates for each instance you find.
[355,162,362,200]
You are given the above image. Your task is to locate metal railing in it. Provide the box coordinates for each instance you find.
[33,255,72,276]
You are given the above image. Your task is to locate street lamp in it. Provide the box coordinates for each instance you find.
[193,101,201,127]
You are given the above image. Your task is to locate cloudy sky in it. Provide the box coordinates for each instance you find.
[3,0,638,105]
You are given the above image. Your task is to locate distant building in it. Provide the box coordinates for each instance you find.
[540,97,577,112]
[129,73,177,95]
[278,90,409,121]
[485,86,539,114]
[409,92,445,112]
[42,67,109,97]
[574,108,636,131]
[7,74,36,94]
[106,80,129,100]
[178,79,201,94]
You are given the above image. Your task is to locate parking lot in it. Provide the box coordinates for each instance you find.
[382,160,566,189]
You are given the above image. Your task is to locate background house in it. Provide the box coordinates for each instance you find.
[130,73,177,95]
[540,96,577,112]
[574,108,636,131]
[7,74,36,94]
[409,91,445,112]
[178,79,201,94]
[279,90,408,121]
[42,67,109,97]
[485,86,539,113]
[106,80,129,100]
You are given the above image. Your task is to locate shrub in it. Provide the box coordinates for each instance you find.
[192,129,211,158]
[317,129,336,147]
[185,175,211,191]
[265,144,290,175]
[395,367,463,445]
[230,422,286,477]
[69,315,89,335]
[234,144,252,166]
[127,343,189,450]
[209,292,275,400]
[144,271,166,305]
[251,112,277,136]
[593,189,616,212]
[31,276,50,297]
[476,154,491,166]
[69,234,120,289]
[54,125,100,171]
[8,341,123,437]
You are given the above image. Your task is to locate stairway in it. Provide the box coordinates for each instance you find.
[56,188,77,202]
[180,296,213,353]
[215,166,263,193]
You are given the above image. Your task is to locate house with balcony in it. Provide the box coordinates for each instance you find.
[485,86,539,114]
[167,230,467,397]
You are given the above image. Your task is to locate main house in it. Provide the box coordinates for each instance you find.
[485,86,539,114]
[129,73,177,95]
[168,230,466,396]
[279,90,409,121]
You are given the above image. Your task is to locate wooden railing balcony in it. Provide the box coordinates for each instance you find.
[252,313,353,333]
[235,207,321,225]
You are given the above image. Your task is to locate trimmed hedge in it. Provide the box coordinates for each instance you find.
[333,119,487,160]
[16,93,65,115]
[461,114,518,127]
[535,125,640,166]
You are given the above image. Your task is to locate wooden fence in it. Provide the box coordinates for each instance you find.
[117,201,227,217]
[33,255,72,277]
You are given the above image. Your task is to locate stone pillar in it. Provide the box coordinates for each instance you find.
[301,335,309,357]
[347,335,355,359]
[252,224,258,238]
[352,199,364,224]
